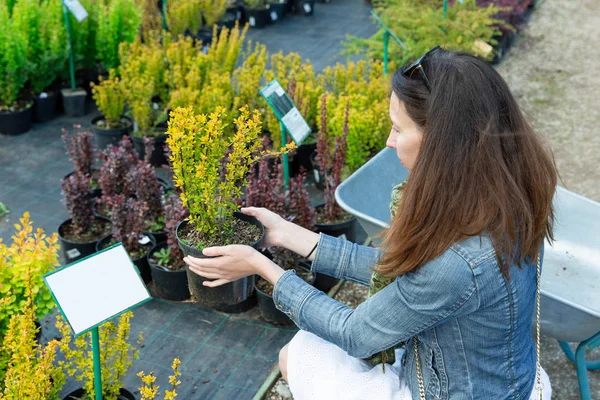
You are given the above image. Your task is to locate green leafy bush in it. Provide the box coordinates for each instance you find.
[96,0,143,71]
[345,0,507,65]
[0,1,28,109]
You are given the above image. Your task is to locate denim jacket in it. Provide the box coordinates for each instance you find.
[273,233,541,400]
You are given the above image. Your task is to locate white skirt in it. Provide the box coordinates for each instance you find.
[286,330,552,400]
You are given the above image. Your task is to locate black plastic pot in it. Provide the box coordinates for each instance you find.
[147,230,167,244]
[218,6,241,29]
[294,0,315,15]
[290,142,316,177]
[63,388,135,400]
[255,263,314,325]
[61,88,87,117]
[131,132,168,166]
[91,116,132,150]
[96,234,156,284]
[314,204,357,242]
[309,151,326,190]
[58,216,112,263]
[176,212,264,311]
[0,103,33,135]
[148,242,190,301]
[245,6,271,28]
[33,92,58,122]
[268,1,286,21]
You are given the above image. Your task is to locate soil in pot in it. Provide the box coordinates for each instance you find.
[148,242,190,301]
[91,116,132,150]
[255,263,314,325]
[58,217,112,262]
[177,212,264,309]
[0,100,34,135]
[63,388,135,400]
[33,91,58,122]
[97,234,156,283]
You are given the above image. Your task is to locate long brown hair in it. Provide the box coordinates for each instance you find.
[377,49,557,278]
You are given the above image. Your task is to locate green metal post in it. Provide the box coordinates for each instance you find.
[383,31,390,75]
[443,0,448,18]
[162,0,168,31]
[280,122,289,191]
[92,327,103,400]
[61,0,77,90]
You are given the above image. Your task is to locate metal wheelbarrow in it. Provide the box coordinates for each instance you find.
[336,147,600,400]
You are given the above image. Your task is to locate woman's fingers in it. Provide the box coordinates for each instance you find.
[202,278,230,287]
[184,255,226,269]
[188,265,221,279]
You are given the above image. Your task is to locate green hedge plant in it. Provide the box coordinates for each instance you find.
[0,1,28,110]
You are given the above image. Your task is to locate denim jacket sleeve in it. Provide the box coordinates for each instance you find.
[309,233,380,286]
[272,244,479,359]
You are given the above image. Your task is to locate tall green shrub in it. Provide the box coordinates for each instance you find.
[0,1,27,109]
[345,0,506,64]
[96,0,143,71]
[68,0,99,72]
[12,0,68,94]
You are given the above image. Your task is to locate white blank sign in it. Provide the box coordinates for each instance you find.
[45,244,151,336]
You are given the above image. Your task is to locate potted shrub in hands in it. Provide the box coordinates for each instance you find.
[168,106,286,311]
[314,94,357,240]
[91,71,132,149]
[0,1,32,135]
[147,193,190,301]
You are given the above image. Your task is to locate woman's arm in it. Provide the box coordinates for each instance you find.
[243,207,379,286]
[270,249,479,358]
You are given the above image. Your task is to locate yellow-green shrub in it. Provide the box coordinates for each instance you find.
[137,358,181,400]
[166,0,202,37]
[231,42,268,118]
[91,70,126,128]
[199,0,228,27]
[0,213,59,337]
[56,312,141,400]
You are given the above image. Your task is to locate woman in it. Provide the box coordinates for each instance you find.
[184,47,557,399]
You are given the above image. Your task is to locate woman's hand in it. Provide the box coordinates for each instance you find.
[184,245,285,287]
[241,207,288,248]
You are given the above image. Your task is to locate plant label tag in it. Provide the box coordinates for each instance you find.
[40,92,49,99]
[313,169,320,183]
[303,3,312,13]
[249,16,256,27]
[43,244,150,336]
[138,236,151,245]
[236,10,242,20]
[271,11,278,21]
[261,80,311,145]
[63,0,88,22]
[66,248,81,259]
[338,234,347,241]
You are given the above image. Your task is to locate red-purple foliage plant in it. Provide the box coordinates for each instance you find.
[98,136,139,200]
[315,93,349,221]
[62,126,96,176]
[105,194,148,255]
[61,172,94,234]
[129,161,164,230]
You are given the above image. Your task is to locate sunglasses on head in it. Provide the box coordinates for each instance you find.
[401,46,441,92]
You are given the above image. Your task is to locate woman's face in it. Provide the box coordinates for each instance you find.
[386,93,423,171]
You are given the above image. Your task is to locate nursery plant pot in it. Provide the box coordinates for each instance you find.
[294,0,315,15]
[91,116,132,150]
[0,103,33,135]
[96,234,156,284]
[33,92,58,122]
[268,1,286,22]
[290,142,317,176]
[218,6,241,29]
[147,230,167,244]
[131,132,168,166]
[245,6,271,28]
[309,151,326,190]
[58,216,112,263]
[255,262,314,325]
[314,204,357,242]
[61,88,87,117]
[148,242,190,301]
[195,27,214,48]
[176,212,264,310]
[63,388,135,400]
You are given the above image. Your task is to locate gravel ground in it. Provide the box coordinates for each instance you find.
[267,1,600,398]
